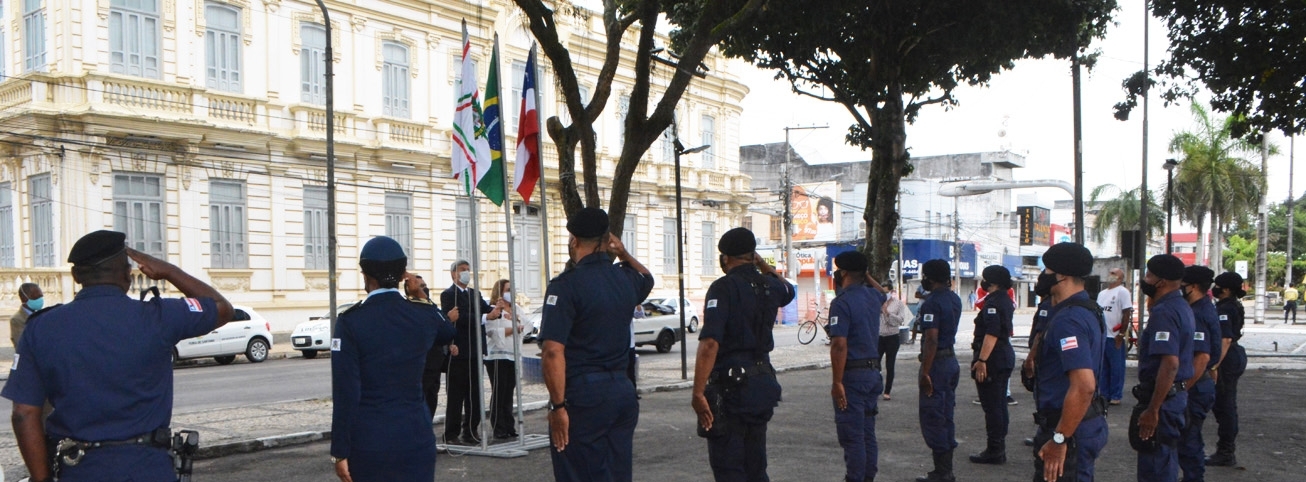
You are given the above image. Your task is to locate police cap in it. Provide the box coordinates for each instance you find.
[718,227,757,257]
[567,208,609,239]
[1214,272,1247,298]
[68,230,127,266]
[1042,242,1094,277]
[1147,254,1185,281]
[360,236,406,262]
[921,259,951,283]
[1182,265,1215,286]
[834,250,868,272]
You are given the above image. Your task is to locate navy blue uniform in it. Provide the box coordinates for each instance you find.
[539,252,654,482]
[1211,297,1245,459]
[972,292,1016,452]
[1137,290,1196,482]
[1,285,217,481]
[440,284,493,441]
[699,264,795,482]
[331,289,455,481]
[916,287,961,455]
[828,284,885,482]
[1033,291,1108,481]
[1179,296,1221,481]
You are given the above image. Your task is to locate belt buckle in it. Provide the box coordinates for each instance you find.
[57,438,85,466]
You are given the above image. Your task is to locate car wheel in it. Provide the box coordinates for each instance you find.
[689,317,700,333]
[301,350,319,359]
[214,355,237,365]
[655,330,675,353]
[246,338,270,363]
[171,349,179,365]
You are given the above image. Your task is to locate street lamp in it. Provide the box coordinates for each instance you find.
[1163,158,1180,254]
[674,139,709,380]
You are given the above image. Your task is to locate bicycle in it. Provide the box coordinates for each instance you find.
[797,304,830,345]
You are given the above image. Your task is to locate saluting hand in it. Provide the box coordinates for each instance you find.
[126,247,176,281]
[692,393,714,431]
[549,408,570,452]
[606,233,629,259]
[1038,440,1068,482]
[334,458,352,482]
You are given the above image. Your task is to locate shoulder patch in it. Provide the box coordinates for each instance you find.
[706,299,718,309]
[1195,332,1206,341]
[1219,314,1228,321]
[1155,331,1170,342]
[10,353,18,370]
[331,338,341,351]
[923,314,934,322]
[1038,310,1048,317]
[185,298,204,312]
[546,295,558,306]
[986,308,997,314]
[1060,336,1079,351]
[829,316,839,326]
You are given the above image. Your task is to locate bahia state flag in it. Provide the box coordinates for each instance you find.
[513,45,541,204]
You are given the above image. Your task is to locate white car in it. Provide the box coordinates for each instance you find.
[643,295,701,333]
[290,302,358,359]
[634,296,697,353]
[173,305,273,365]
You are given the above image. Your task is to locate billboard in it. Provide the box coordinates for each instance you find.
[900,239,977,279]
[792,182,838,242]
[1018,206,1051,246]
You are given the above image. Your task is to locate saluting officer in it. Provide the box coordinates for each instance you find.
[691,227,794,482]
[1206,272,1246,467]
[2,230,234,481]
[330,236,456,482]
[970,265,1017,465]
[1132,254,1196,482]
[826,251,886,482]
[539,208,655,482]
[1178,266,1220,482]
[1030,242,1109,482]
[914,259,961,482]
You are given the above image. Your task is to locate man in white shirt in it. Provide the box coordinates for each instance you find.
[1096,268,1134,405]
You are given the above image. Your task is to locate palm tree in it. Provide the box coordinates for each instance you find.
[1167,103,1266,270]
[1089,184,1165,249]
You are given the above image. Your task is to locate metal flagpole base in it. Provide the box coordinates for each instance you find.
[439,433,550,458]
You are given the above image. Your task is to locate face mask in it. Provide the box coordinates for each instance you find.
[920,279,934,293]
[459,271,472,285]
[1034,272,1058,298]
[1110,275,1123,285]
[25,298,43,312]
[1140,279,1158,298]
[502,292,512,303]
[833,270,846,294]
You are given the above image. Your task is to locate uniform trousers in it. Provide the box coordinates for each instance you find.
[836,369,883,482]
[1137,391,1187,482]
[918,356,960,454]
[550,371,639,482]
[1032,415,1108,482]
[56,445,175,482]
[707,413,772,482]
[1212,346,1245,455]
[1179,379,1216,482]
[347,444,436,482]
[976,370,1011,448]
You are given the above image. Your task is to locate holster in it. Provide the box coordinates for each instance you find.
[697,381,730,439]
[1128,384,1180,452]
[1031,430,1080,482]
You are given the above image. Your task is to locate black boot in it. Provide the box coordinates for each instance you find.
[969,442,1007,464]
[1206,451,1237,467]
[1023,437,1035,447]
[915,450,957,482]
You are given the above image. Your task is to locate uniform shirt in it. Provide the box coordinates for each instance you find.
[1030,299,1052,341]
[700,264,796,364]
[440,284,493,361]
[973,291,1016,373]
[331,290,456,458]
[1189,296,1222,370]
[1215,297,1244,343]
[917,287,962,349]
[827,284,885,362]
[539,252,655,379]
[1138,290,1196,385]
[1034,291,1104,411]
[1097,284,1133,336]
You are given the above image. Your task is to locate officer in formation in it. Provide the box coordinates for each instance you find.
[914,259,961,482]
[1132,254,1195,482]
[539,208,655,482]
[331,236,457,482]
[408,275,456,420]
[441,259,503,445]
[826,251,886,482]
[969,265,1016,465]
[691,227,794,482]
[1020,280,1055,449]
[1178,266,1221,482]
[1207,272,1246,467]
[1029,242,1109,482]
[2,230,234,481]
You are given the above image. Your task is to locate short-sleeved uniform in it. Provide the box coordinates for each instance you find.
[1,285,217,481]
[539,252,654,482]
[973,292,1016,449]
[916,287,961,454]
[1137,289,1195,482]
[827,283,886,481]
[1033,291,1108,481]
[698,264,795,482]
[440,284,494,440]
[331,289,455,481]
[1179,296,1222,481]
[1212,297,1245,457]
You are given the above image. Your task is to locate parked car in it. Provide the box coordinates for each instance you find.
[290,302,358,359]
[522,305,545,344]
[173,305,273,365]
[634,297,692,353]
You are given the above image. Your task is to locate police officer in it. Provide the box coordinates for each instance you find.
[441,260,503,445]
[1133,254,1196,482]
[1030,242,1109,482]
[1206,272,1246,467]
[970,265,1017,465]
[914,259,961,482]
[330,236,457,481]
[1178,265,1220,482]
[2,230,234,481]
[691,227,794,482]
[1021,288,1055,449]
[825,251,885,482]
[539,208,655,482]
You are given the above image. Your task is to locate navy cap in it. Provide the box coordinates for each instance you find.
[1042,242,1094,277]
[717,227,757,257]
[922,259,951,282]
[1183,265,1215,285]
[360,236,406,262]
[1147,254,1185,281]
[982,265,1012,285]
[68,230,127,265]
[834,251,869,273]
[1214,272,1246,297]
[567,207,609,238]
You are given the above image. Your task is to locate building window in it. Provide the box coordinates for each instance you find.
[741,215,753,232]
[701,221,715,276]
[560,85,589,124]
[385,193,413,256]
[0,183,13,267]
[109,0,161,78]
[510,60,525,134]
[662,217,677,275]
[455,198,472,263]
[205,3,241,92]
[300,23,327,105]
[22,0,44,72]
[770,216,781,242]
[1,19,7,79]
[114,173,165,259]
[700,115,715,169]
[381,42,410,118]
[621,214,636,258]
[29,174,54,267]
[616,94,630,150]
[209,180,246,269]
[303,186,328,270]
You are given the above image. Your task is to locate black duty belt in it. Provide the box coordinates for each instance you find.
[710,361,775,384]
[1033,396,1108,428]
[53,428,171,467]
[1132,381,1187,403]
[917,348,956,361]
[846,359,882,371]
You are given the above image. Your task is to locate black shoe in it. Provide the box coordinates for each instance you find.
[1206,452,1237,466]
[457,433,479,445]
[1023,438,1035,447]
[1006,396,1018,406]
[915,451,956,482]
[968,448,1007,465]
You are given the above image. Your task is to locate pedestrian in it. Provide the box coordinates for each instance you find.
[539,208,654,482]
[913,259,961,482]
[409,275,456,420]
[331,236,457,482]
[825,250,886,482]
[1029,242,1109,482]
[969,265,1016,465]
[1283,285,1298,323]
[1097,268,1134,405]
[2,230,234,481]
[9,282,43,347]
[1131,254,1196,482]
[1178,266,1221,482]
[879,283,911,401]
[1206,271,1246,467]
[486,279,524,440]
[690,227,794,481]
[440,260,504,445]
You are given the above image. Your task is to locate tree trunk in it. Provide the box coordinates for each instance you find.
[1195,213,1206,265]
[1210,211,1224,271]
[862,84,909,281]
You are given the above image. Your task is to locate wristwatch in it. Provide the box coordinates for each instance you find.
[548,399,568,412]
[1052,432,1067,444]
[330,456,344,464]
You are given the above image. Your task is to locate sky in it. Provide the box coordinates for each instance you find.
[734,0,1301,214]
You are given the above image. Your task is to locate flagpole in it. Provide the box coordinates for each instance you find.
[532,44,552,281]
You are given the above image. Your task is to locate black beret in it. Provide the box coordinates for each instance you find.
[982,265,1012,285]
[1214,272,1246,297]
[1042,242,1094,277]
[717,227,757,257]
[567,207,609,238]
[1183,265,1215,285]
[1147,254,1185,281]
[922,259,951,282]
[360,236,406,262]
[68,230,127,266]
[834,251,869,272]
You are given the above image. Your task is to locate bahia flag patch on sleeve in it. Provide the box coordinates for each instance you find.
[185,298,204,312]
[1060,336,1079,351]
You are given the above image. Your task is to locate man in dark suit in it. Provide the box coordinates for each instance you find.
[440,260,502,445]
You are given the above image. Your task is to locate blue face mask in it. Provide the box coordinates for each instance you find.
[25,297,43,312]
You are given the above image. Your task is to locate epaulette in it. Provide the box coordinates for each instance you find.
[339,301,364,316]
[25,304,62,323]
[407,297,436,306]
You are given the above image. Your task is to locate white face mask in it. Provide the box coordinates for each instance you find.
[502,292,512,303]
[459,271,472,285]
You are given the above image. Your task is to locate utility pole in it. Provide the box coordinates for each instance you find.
[1138,1,1151,331]
[952,199,961,290]
[316,0,337,340]
[1289,136,1297,289]
[781,125,826,283]
[1255,134,1270,324]
[1072,55,1085,245]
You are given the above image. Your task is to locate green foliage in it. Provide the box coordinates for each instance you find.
[1223,234,1288,286]
[1087,184,1164,244]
